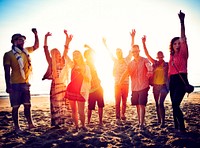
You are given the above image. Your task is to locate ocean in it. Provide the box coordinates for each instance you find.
[0,54,200,99]
[0,69,200,99]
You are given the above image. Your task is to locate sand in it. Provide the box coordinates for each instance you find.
[0,93,200,148]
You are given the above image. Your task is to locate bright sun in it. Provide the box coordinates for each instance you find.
[94,49,115,103]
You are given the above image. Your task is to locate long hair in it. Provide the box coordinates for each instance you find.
[51,48,65,66]
[169,37,180,56]
[73,50,85,66]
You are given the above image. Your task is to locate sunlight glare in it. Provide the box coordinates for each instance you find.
[94,48,115,103]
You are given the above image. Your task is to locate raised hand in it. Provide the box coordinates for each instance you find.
[32,28,37,35]
[130,29,136,46]
[64,29,73,45]
[102,37,108,48]
[44,32,52,46]
[130,29,136,38]
[84,44,92,49]
[45,32,52,37]
[178,10,185,23]
[142,35,146,43]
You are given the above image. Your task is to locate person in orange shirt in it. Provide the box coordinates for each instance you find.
[3,28,39,134]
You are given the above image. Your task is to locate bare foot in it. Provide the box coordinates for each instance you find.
[121,116,126,120]
[28,124,36,129]
[99,122,103,126]
[81,126,88,131]
[116,119,122,125]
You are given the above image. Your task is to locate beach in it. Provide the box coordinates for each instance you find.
[0,93,200,148]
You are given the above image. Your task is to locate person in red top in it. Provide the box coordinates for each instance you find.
[65,40,91,131]
[168,10,189,132]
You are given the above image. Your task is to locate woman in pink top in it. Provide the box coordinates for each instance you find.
[168,10,189,132]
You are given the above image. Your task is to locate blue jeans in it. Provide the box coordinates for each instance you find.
[153,84,168,105]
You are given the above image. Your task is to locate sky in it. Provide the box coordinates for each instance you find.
[0,0,200,101]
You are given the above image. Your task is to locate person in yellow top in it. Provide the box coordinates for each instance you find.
[142,35,169,128]
[3,28,39,134]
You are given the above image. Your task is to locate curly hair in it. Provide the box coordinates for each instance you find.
[169,37,180,56]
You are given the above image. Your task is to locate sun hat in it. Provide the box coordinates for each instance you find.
[11,34,26,43]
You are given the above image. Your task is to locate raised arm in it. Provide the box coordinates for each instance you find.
[124,29,136,60]
[178,10,186,38]
[63,29,73,67]
[142,35,155,64]
[63,29,73,57]
[43,32,52,64]
[102,37,115,61]
[84,44,93,50]
[178,10,188,57]
[130,29,136,47]
[32,28,39,50]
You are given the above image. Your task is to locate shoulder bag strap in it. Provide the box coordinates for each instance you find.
[172,57,187,85]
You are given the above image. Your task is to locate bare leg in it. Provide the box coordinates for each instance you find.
[77,101,85,128]
[156,102,161,123]
[87,109,92,124]
[12,106,20,130]
[159,103,165,127]
[98,107,103,125]
[139,105,145,126]
[69,100,78,128]
[136,105,140,125]
[24,104,35,129]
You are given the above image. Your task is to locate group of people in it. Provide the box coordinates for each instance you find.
[3,10,190,134]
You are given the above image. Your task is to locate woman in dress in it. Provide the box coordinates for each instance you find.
[65,44,91,130]
[42,30,71,126]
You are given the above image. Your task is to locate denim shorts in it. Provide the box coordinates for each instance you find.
[9,83,31,107]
